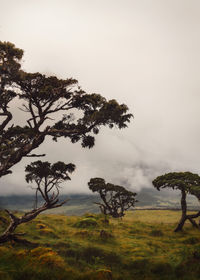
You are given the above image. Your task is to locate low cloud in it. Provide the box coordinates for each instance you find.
[1,0,200,195]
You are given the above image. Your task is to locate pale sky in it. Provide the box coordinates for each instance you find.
[1,0,200,194]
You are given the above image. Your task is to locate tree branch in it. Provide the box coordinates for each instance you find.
[25,153,46,157]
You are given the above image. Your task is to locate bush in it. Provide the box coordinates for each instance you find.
[74,218,98,228]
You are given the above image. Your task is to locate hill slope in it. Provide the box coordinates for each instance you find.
[0,210,200,280]
[0,188,198,215]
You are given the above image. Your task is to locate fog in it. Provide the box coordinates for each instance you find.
[0,0,200,195]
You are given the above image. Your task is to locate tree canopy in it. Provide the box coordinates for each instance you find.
[25,160,75,208]
[0,41,133,178]
[152,172,200,232]
[88,177,137,218]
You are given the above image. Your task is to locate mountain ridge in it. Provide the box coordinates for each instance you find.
[0,187,198,215]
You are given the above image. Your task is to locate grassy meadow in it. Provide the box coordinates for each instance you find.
[0,210,200,280]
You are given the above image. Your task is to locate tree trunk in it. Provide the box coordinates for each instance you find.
[0,212,20,243]
[0,206,48,243]
[174,191,200,232]
[174,216,187,232]
[187,211,200,229]
[174,190,187,232]
[0,199,67,244]
[188,217,199,228]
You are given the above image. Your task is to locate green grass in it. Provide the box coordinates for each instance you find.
[0,210,200,279]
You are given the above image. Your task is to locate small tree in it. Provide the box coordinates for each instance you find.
[0,160,75,243]
[88,178,137,219]
[152,172,200,232]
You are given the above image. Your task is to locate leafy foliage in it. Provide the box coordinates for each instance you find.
[25,160,75,207]
[0,41,23,110]
[25,161,75,184]
[152,172,200,197]
[0,41,133,178]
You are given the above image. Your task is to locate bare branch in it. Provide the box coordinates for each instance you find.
[25,153,46,157]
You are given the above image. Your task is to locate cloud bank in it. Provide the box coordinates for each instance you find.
[0,0,200,195]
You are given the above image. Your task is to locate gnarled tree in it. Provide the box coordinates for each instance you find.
[152,172,200,232]
[0,160,75,243]
[0,41,133,178]
[88,178,137,219]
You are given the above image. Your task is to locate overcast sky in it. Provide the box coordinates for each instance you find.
[1,0,200,195]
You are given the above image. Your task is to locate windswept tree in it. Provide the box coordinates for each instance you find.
[88,178,137,219]
[0,160,75,244]
[152,172,200,232]
[0,41,133,179]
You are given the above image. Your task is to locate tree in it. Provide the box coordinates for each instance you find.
[0,41,133,178]
[88,178,137,219]
[152,172,200,232]
[0,160,75,243]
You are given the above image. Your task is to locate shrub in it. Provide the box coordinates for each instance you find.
[74,218,98,228]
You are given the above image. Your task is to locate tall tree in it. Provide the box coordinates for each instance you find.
[0,41,133,178]
[0,160,75,243]
[152,172,200,232]
[88,178,137,219]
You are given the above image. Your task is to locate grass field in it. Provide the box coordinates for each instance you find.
[0,210,200,280]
